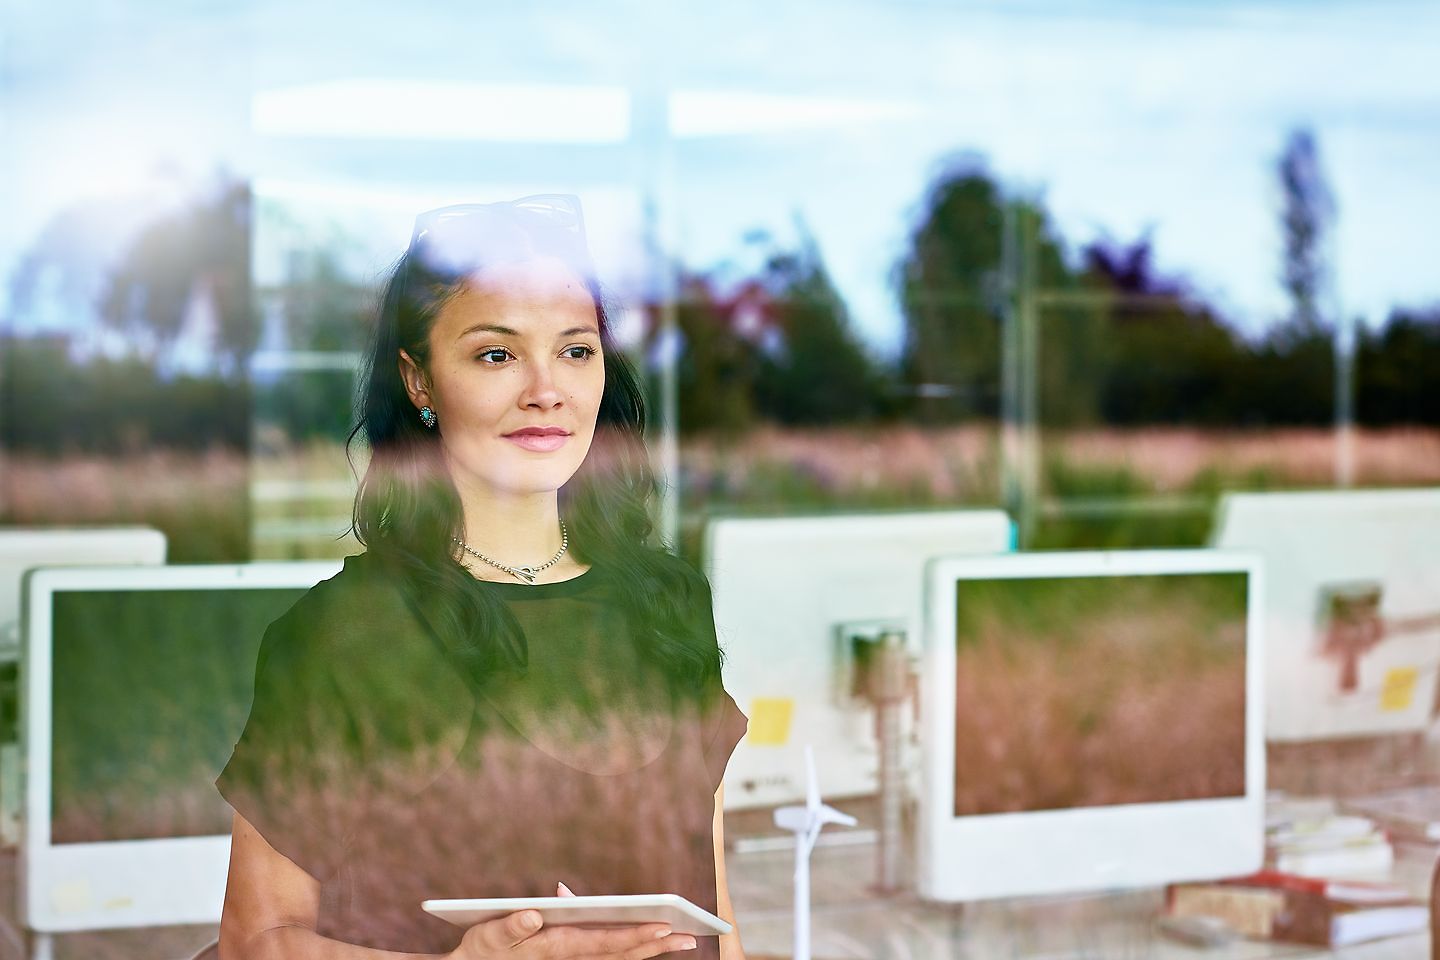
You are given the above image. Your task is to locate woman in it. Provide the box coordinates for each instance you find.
[216,195,749,960]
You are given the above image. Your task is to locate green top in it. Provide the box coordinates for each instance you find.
[216,548,747,956]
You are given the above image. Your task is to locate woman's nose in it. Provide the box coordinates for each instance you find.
[522,361,565,405]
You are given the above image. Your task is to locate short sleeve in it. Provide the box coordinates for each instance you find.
[687,567,749,793]
[702,689,749,793]
[215,607,368,882]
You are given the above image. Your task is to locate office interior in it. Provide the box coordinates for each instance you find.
[2,2,1439,958]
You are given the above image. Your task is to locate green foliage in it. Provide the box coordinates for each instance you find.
[1029,455,1294,550]
[1,336,248,454]
[1278,127,1335,334]
[671,276,763,438]
[894,163,1007,421]
[251,248,371,443]
[888,136,1437,431]
[752,241,883,427]
[670,226,888,436]
[101,181,256,371]
[6,137,1439,482]
[274,248,374,353]
[1356,309,1440,423]
[1082,240,1257,425]
[254,371,358,444]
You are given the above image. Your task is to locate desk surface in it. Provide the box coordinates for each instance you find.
[727,830,1434,960]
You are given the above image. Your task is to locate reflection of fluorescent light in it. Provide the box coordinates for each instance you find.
[253,177,487,212]
[669,90,922,138]
[251,350,362,373]
[252,80,630,142]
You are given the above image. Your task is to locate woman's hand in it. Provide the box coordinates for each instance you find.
[445,886,698,960]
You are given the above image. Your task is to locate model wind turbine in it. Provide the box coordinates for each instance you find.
[773,744,857,960]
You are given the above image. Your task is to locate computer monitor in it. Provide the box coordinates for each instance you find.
[20,561,340,934]
[1212,489,1440,742]
[0,527,167,846]
[702,510,1012,810]
[918,549,1264,902]
[0,527,167,663]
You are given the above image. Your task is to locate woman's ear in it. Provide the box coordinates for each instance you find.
[397,348,432,411]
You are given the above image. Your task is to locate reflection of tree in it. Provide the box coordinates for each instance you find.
[2,337,248,453]
[671,272,761,438]
[273,248,372,353]
[1356,307,1440,423]
[1082,235,1244,426]
[894,157,1097,425]
[666,226,885,437]
[2,178,253,454]
[894,160,1006,423]
[751,218,882,427]
[886,139,1440,430]
[1278,127,1334,340]
[9,204,121,329]
[253,248,372,444]
[100,179,254,375]
[1244,127,1339,425]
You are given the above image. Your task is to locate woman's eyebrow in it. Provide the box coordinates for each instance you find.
[457,323,600,340]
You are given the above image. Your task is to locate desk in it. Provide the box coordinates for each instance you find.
[728,834,1434,960]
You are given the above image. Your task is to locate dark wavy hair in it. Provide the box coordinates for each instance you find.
[345,206,720,697]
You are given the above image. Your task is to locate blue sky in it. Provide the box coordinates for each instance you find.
[4,0,1438,358]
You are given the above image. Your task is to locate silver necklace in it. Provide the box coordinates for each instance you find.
[452,518,569,585]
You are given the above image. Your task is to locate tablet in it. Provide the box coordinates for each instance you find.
[422,894,733,936]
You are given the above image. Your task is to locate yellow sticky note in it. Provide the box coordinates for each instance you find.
[746,697,794,746]
[1380,667,1418,712]
[50,880,92,915]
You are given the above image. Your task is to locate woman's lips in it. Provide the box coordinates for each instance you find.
[504,433,570,452]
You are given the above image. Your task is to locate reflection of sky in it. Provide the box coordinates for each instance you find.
[3,0,1438,357]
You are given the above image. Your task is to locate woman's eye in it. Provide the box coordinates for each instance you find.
[475,346,596,365]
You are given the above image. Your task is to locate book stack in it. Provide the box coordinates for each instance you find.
[1165,871,1428,948]
[1266,798,1394,878]
[1341,784,1440,849]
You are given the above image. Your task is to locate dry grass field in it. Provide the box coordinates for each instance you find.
[684,424,1440,500]
[4,425,1437,561]
[1,425,1435,956]
[950,575,1248,815]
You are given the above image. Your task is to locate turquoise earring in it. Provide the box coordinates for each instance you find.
[419,406,437,429]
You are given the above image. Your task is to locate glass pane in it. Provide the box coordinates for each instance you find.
[3,2,1438,957]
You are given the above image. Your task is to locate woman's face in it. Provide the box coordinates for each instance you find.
[399,256,605,498]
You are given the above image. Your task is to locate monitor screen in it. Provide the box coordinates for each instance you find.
[49,586,306,844]
[951,572,1248,818]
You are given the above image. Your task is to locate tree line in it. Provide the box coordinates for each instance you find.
[3,129,1438,455]
[674,132,1438,433]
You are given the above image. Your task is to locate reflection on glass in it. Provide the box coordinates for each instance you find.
[951,573,1248,817]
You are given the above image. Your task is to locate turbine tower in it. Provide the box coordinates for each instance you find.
[772,744,857,960]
